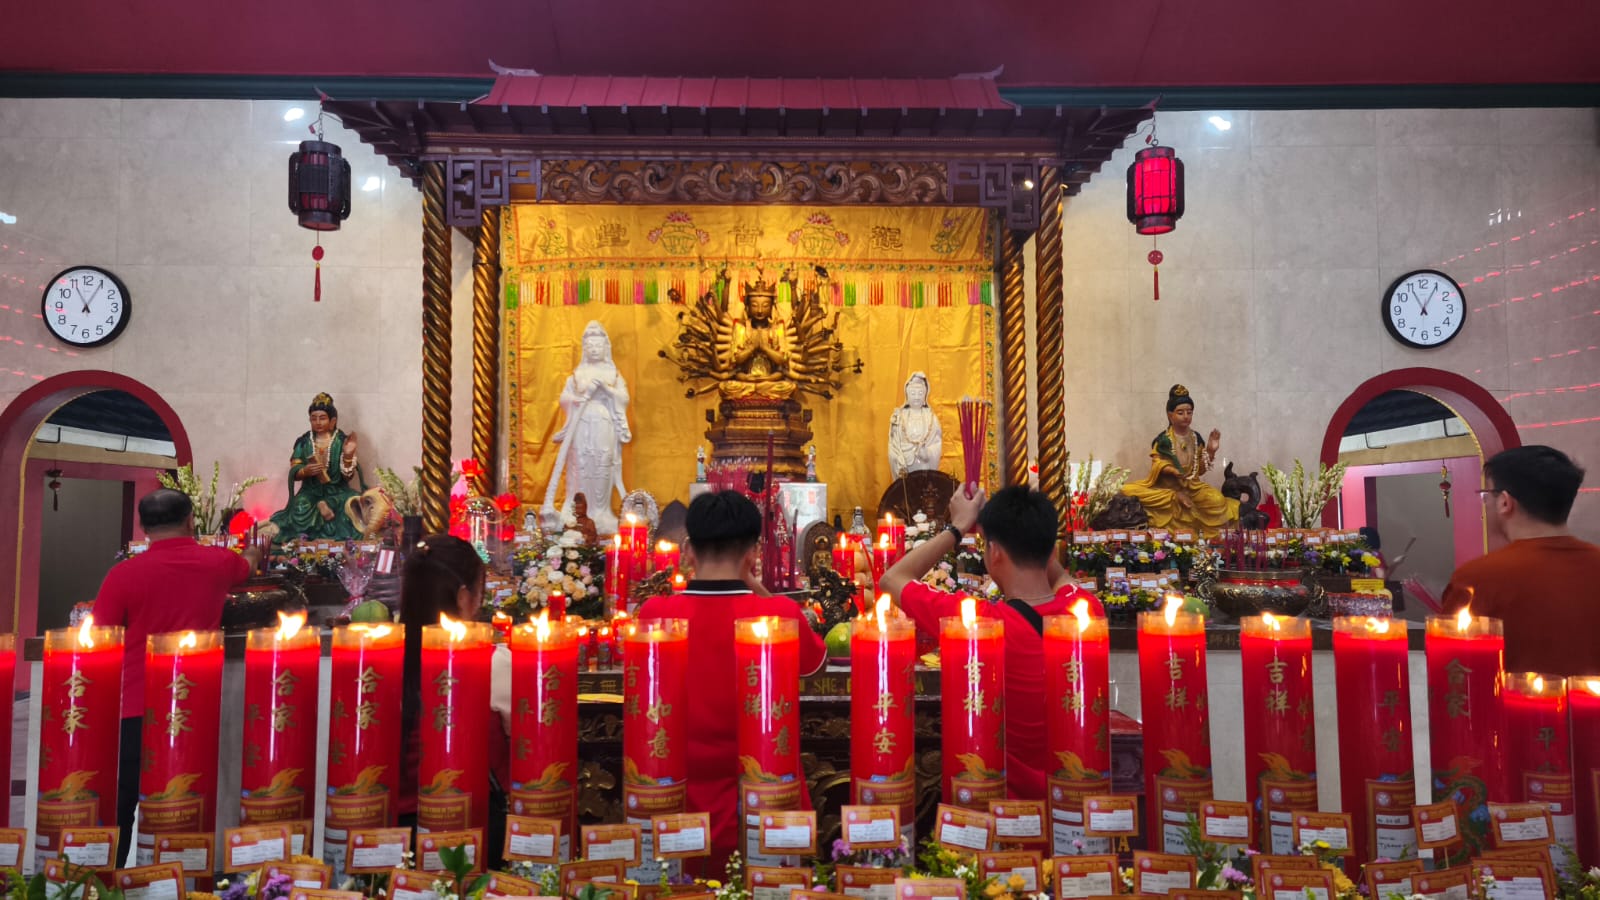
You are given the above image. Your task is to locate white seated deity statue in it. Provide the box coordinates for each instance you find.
[887,371,944,478]
[542,321,632,535]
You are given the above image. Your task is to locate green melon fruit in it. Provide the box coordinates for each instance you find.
[824,621,853,658]
[349,600,392,624]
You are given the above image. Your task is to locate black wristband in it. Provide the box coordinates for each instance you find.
[944,523,964,543]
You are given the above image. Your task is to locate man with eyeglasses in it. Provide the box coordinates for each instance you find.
[1442,445,1600,675]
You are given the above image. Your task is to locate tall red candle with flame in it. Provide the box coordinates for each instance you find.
[870,534,895,598]
[241,612,321,824]
[879,514,906,558]
[37,619,123,857]
[941,598,1006,809]
[736,616,804,861]
[1139,597,1211,853]
[605,535,629,611]
[1240,614,1317,853]
[834,534,867,615]
[1333,616,1416,871]
[139,629,224,862]
[622,620,690,828]
[0,634,13,828]
[1505,673,1575,852]
[326,622,404,865]
[1424,609,1505,859]
[1043,601,1111,855]
[851,596,916,833]
[418,616,493,832]
[1566,677,1600,868]
[652,541,680,575]
[509,613,579,846]
[620,514,649,581]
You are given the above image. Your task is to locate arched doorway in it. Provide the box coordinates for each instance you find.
[1319,368,1519,612]
[0,372,192,638]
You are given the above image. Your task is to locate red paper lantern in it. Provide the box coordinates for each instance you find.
[1126,145,1185,235]
[287,140,351,231]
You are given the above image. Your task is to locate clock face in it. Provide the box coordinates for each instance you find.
[41,266,131,348]
[1383,269,1465,349]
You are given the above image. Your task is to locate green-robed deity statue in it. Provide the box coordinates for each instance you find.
[1120,384,1239,537]
[266,392,365,543]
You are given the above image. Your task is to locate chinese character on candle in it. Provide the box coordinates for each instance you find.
[1241,613,1317,853]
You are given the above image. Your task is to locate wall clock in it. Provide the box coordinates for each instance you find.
[41,265,131,348]
[1382,269,1465,349]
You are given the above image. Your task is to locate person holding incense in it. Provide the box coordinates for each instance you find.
[879,485,1100,800]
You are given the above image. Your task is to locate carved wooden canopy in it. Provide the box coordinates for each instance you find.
[324,75,1148,229]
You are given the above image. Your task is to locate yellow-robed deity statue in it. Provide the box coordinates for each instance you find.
[1120,384,1239,537]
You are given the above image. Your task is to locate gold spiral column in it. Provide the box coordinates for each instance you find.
[998,226,1030,486]
[1034,166,1067,520]
[420,161,453,535]
[470,206,501,499]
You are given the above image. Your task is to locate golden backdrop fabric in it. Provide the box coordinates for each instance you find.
[503,204,998,520]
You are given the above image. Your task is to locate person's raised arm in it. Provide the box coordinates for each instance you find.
[879,485,986,604]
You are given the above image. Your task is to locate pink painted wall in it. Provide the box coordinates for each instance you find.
[1338,454,1489,567]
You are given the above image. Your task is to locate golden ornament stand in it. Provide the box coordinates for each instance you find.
[705,398,813,483]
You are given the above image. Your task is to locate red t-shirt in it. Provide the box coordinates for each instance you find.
[92,537,251,718]
[635,581,827,870]
[898,581,1100,801]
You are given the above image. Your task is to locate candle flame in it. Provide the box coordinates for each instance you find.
[875,593,891,631]
[1533,675,1545,693]
[275,610,306,641]
[439,613,467,642]
[960,596,977,628]
[1365,616,1391,634]
[1585,679,1600,696]
[752,618,770,639]
[672,573,685,588]
[533,610,551,642]
[625,512,637,526]
[77,615,95,648]
[838,533,850,550]
[1071,599,1091,631]
[1262,612,1281,632]
[1163,593,1183,627]
[878,532,890,549]
[1456,606,1473,632]
[352,623,393,640]
[178,631,198,649]
[613,534,622,549]
[657,540,675,553]
[885,512,895,525]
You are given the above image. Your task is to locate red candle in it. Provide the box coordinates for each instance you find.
[1043,600,1111,856]
[870,533,895,597]
[604,536,629,611]
[0,633,13,828]
[241,612,321,824]
[620,514,649,582]
[1332,616,1416,871]
[1566,677,1600,868]
[548,590,568,621]
[622,620,690,832]
[139,629,224,863]
[1504,672,1575,852]
[834,535,867,616]
[879,514,906,557]
[1138,597,1211,853]
[1425,609,1506,860]
[851,596,917,836]
[491,610,514,640]
[418,615,494,833]
[652,540,680,575]
[326,622,404,864]
[736,616,804,863]
[941,597,1006,809]
[37,620,123,858]
[1240,614,1317,854]
[509,613,579,855]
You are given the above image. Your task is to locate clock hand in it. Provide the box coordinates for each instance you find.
[73,284,90,315]
[83,282,105,313]
[1418,285,1439,316]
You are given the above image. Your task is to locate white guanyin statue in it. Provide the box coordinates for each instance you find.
[887,371,943,478]
[542,321,632,535]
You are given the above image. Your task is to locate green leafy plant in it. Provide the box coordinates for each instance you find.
[434,844,490,900]
[158,462,266,535]
[375,466,425,517]
[1262,459,1348,529]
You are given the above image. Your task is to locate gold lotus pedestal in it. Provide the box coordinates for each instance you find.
[706,398,813,483]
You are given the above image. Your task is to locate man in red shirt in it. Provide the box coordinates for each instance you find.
[1443,445,1600,674]
[91,488,261,862]
[880,484,1099,801]
[635,490,826,873]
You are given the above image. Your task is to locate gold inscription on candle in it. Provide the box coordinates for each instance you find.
[540,697,562,726]
[873,692,897,717]
[433,669,458,697]
[274,670,300,697]
[273,704,294,733]
[168,673,195,700]
[649,727,671,759]
[61,707,88,736]
[873,728,896,755]
[64,669,92,698]
[645,700,672,724]
[165,707,192,738]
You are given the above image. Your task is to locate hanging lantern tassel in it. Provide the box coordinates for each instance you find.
[1439,464,1452,519]
[1148,249,1163,301]
[312,242,324,303]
